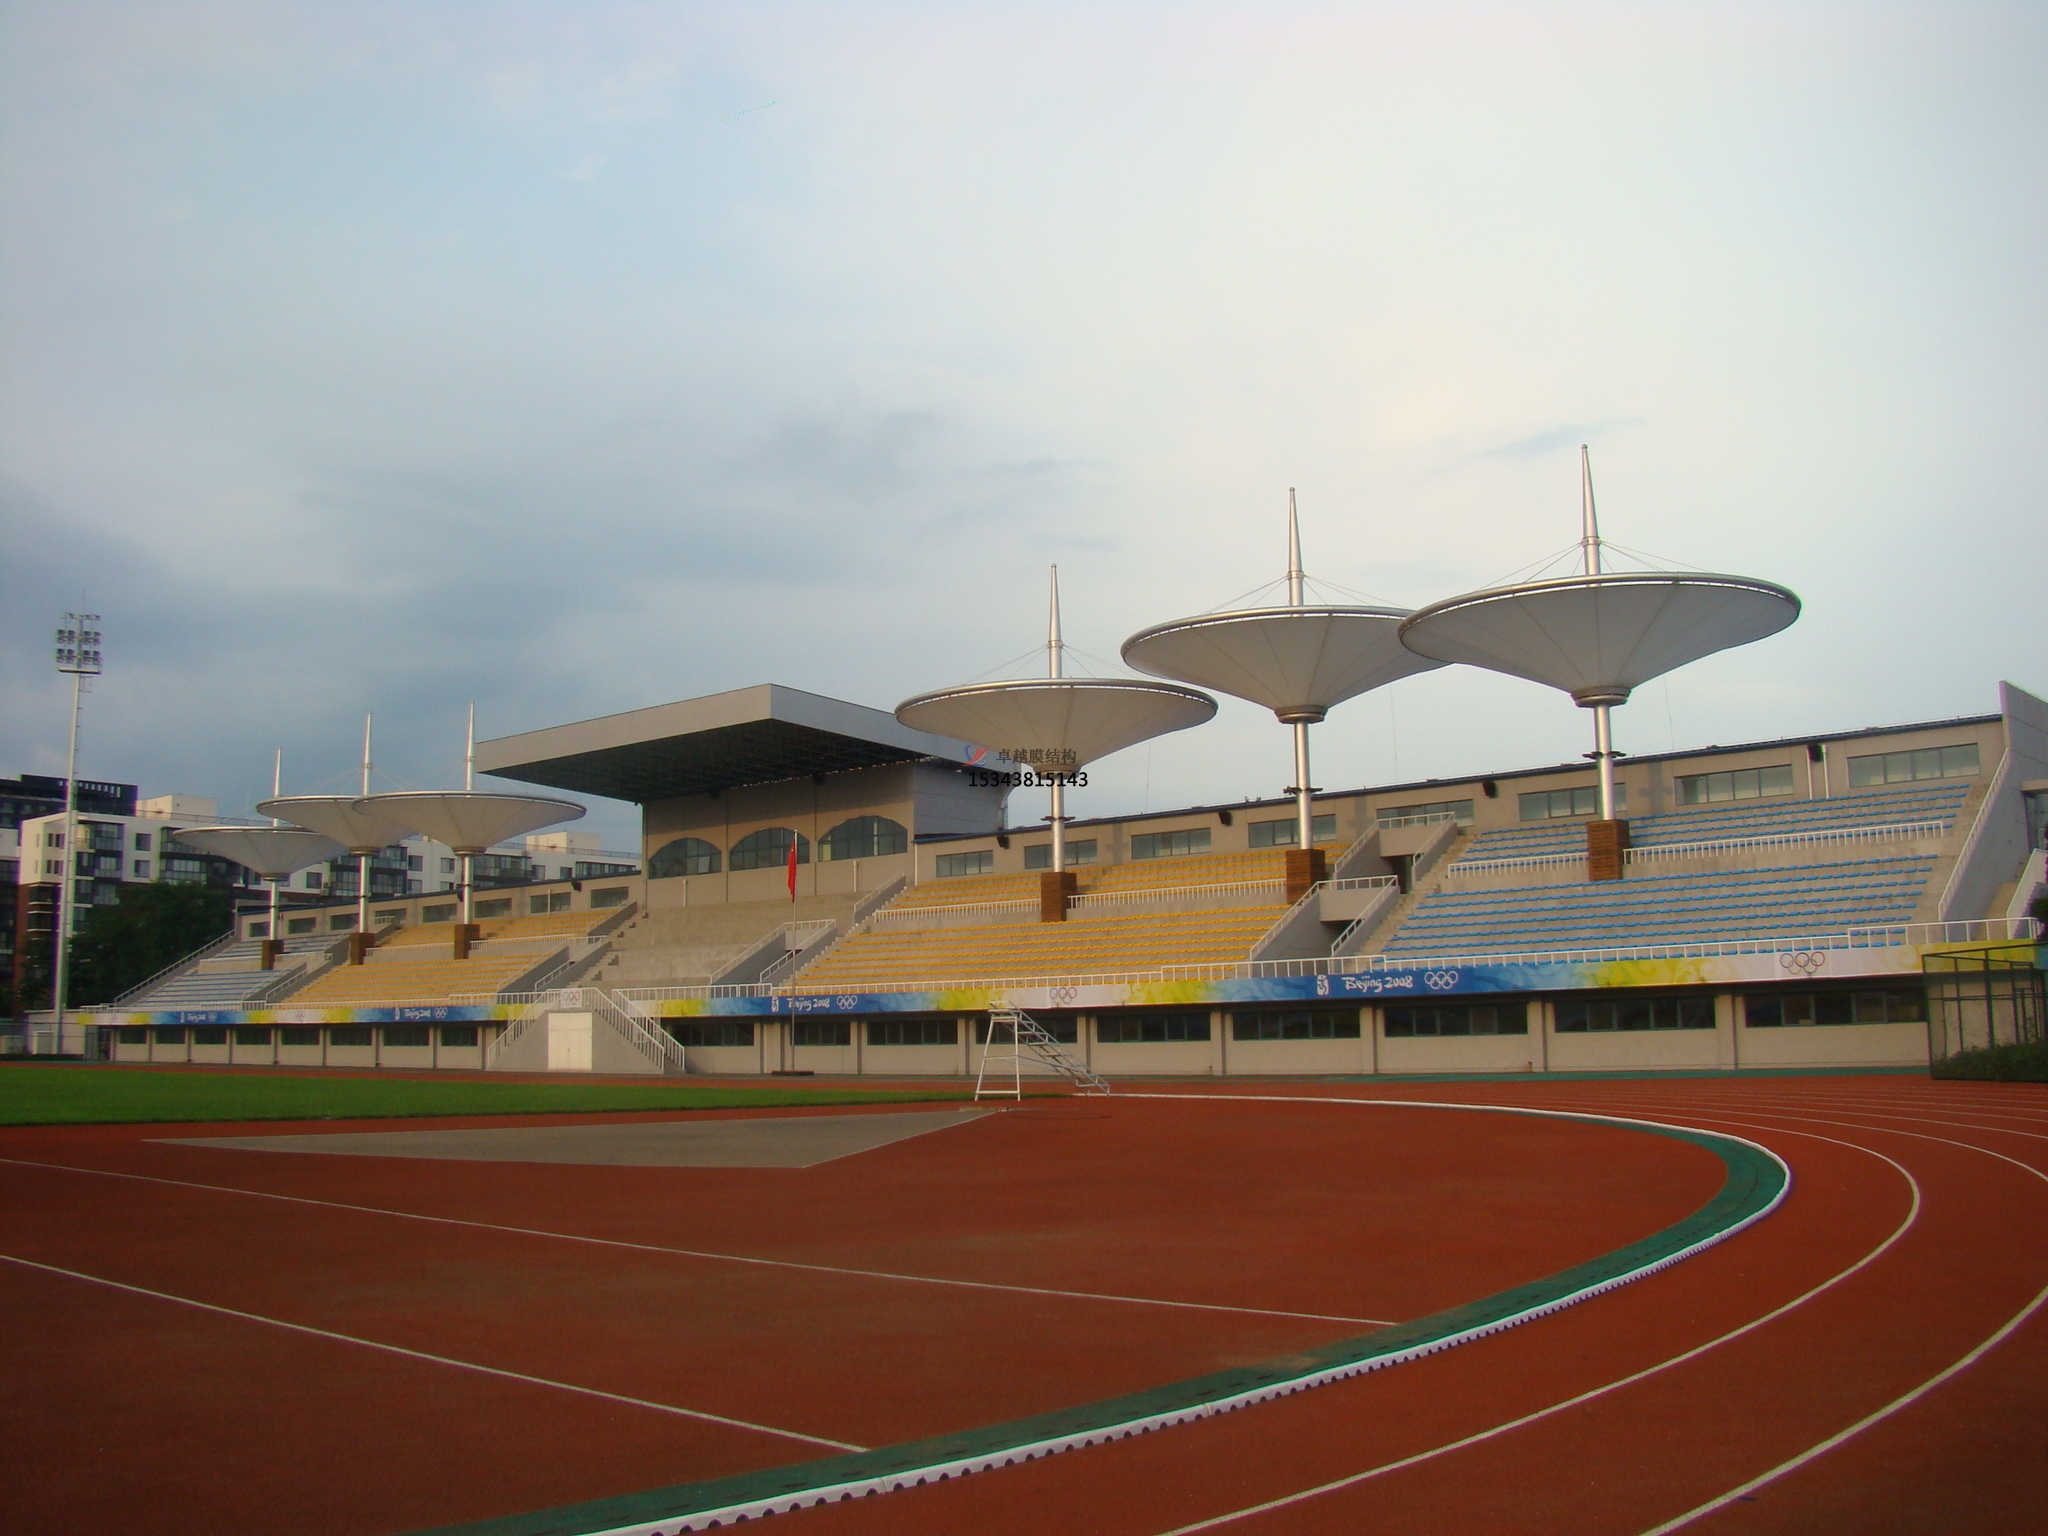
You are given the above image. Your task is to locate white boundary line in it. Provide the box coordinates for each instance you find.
[0,1154,1390,1329]
[0,1252,863,1453]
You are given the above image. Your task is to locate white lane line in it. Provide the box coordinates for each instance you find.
[0,1156,1390,1329]
[1148,1121,1918,1536]
[0,1252,864,1453]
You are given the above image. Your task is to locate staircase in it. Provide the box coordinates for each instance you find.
[975,1007,1110,1099]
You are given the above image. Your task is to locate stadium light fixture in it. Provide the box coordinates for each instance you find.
[49,613,102,1049]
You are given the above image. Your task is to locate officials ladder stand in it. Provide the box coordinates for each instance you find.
[974,1006,1111,1100]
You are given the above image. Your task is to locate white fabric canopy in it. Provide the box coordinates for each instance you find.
[1122,605,1442,723]
[1398,573,1799,706]
[255,796,422,855]
[170,825,344,880]
[356,791,584,854]
[895,678,1215,768]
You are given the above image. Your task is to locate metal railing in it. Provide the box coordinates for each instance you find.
[1625,819,1953,865]
[866,898,1040,930]
[851,875,909,926]
[1375,811,1464,831]
[758,922,844,986]
[108,927,239,1006]
[1330,882,1404,958]
[1067,878,1289,917]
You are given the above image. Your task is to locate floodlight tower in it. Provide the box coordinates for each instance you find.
[49,614,102,1046]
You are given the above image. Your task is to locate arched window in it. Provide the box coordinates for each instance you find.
[647,837,721,879]
[817,816,909,862]
[729,827,809,871]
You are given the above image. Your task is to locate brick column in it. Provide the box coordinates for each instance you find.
[1039,870,1078,922]
[1586,819,1631,881]
[1283,848,1328,904]
[452,923,479,960]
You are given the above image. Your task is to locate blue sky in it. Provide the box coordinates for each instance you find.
[3,2,2043,849]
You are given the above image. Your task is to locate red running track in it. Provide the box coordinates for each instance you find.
[1,1076,2040,1534]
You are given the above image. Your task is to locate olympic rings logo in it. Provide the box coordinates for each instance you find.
[1778,951,1827,977]
[1424,970,1460,991]
[1049,986,1078,1007]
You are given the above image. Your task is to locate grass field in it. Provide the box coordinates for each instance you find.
[0,1065,973,1126]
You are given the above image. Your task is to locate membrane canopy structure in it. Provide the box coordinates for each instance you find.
[1123,495,1442,850]
[172,824,348,948]
[894,570,1215,873]
[1398,448,1800,821]
[355,791,584,856]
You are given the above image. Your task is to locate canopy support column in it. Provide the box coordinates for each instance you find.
[1593,703,1617,821]
[1049,780,1066,873]
[1292,720,1315,852]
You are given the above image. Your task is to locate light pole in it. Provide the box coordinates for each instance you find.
[50,614,102,1053]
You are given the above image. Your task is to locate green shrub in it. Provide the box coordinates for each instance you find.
[1932,1039,2048,1083]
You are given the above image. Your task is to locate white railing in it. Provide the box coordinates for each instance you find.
[1066,878,1288,917]
[1375,811,1464,831]
[852,875,909,926]
[867,898,1041,930]
[758,921,844,986]
[1446,849,1587,878]
[1625,819,1952,864]
[1330,882,1404,958]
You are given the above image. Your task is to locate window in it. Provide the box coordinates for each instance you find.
[46,831,63,848]
[818,816,908,862]
[1384,1002,1528,1037]
[530,892,572,914]
[647,837,721,877]
[576,861,636,880]
[327,1027,374,1048]
[153,1027,185,1045]
[421,903,457,924]
[246,921,271,939]
[558,867,573,881]
[1096,1012,1209,1043]
[440,881,456,892]
[1554,994,1714,1032]
[440,1026,479,1047]
[1519,784,1628,821]
[304,870,322,888]
[1377,799,1475,828]
[1024,840,1098,869]
[1131,827,1212,859]
[1247,814,1338,848]
[382,1026,431,1048]
[936,850,994,878]
[665,1020,755,1048]
[1742,989,1923,1027]
[134,832,151,851]
[1674,765,1795,805]
[867,1018,957,1046]
[376,909,405,926]
[591,887,628,908]
[976,1015,1079,1044]
[406,855,424,872]
[1847,742,1980,787]
[286,917,316,935]
[406,879,422,894]
[118,1027,148,1045]
[280,1027,320,1047]
[234,1027,270,1046]
[474,898,513,918]
[191,1028,228,1046]
[730,827,809,871]
[1231,1009,1361,1041]
[793,1019,852,1047]
[328,914,358,931]
[441,857,456,873]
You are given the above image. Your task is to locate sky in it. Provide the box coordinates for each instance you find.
[3,1,2043,852]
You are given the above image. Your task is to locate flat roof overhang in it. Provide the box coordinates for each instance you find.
[473,684,985,804]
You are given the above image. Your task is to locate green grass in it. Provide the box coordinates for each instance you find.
[0,1065,973,1126]
[1931,1040,2048,1083]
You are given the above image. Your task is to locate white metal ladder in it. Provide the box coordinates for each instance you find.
[974,1007,1110,1099]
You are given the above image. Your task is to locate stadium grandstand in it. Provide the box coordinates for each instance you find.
[82,675,2047,1080]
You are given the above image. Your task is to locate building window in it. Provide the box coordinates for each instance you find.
[441,857,456,873]
[1378,799,1476,828]
[1232,1009,1360,1041]
[1095,1012,1208,1043]
[1024,840,1098,869]
[117,1027,148,1045]
[935,850,995,878]
[234,1027,270,1046]
[818,816,909,862]
[793,1019,852,1047]
[530,892,572,914]
[1742,989,1923,1026]
[591,887,628,908]
[191,1028,228,1046]
[382,1026,431,1048]
[421,903,457,923]
[1384,1002,1528,1036]
[280,1027,320,1047]
[440,1026,479,1047]
[1554,994,1713,1032]
[1247,814,1337,848]
[1847,743,1980,788]
[375,909,405,926]
[304,870,322,888]
[134,832,151,851]
[406,855,424,872]
[440,881,456,892]
[327,1027,374,1048]
[132,859,150,878]
[975,1015,1080,1044]
[328,914,358,931]
[730,827,809,871]
[1673,765,1795,806]
[286,917,316,935]
[664,1020,755,1047]
[474,898,513,919]
[1518,784,1628,821]
[153,1027,185,1045]
[867,1018,957,1047]
[1131,827,1212,860]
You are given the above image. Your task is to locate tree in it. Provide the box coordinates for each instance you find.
[68,883,235,1006]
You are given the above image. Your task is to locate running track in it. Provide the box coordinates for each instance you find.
[2,1074,2041,1534]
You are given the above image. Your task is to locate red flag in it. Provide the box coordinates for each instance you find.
[787,830,799,902]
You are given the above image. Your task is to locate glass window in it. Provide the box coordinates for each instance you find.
[1383,1001,1529,1037]
[474,898,513,918]
[1130,827,1212,860]
[234,1027,270,1046]
[382,1026,431,1048]
[246,920,269,938]
[1554,994,1714,1032]
[328,914,358,931]
[118,1027,149,1044]
[1095,1012,1209,1043]
[1742,989,1923,1026]
[1848,742,1980,787]
[304,870,323,888]
[1247,814,1338,848]
[1025,840,1097,869]
[286,917,316,935]
[730,827,809,871]
[665,1019,754,1047]
[1230,1009,1361,1041]
[327,1027,374,1048]
[134,832,151,851]
[1518,785,1629,821]
[406,855,424,872]
[591,887,628,908]
[279,1027,320,1047]
[1376,800,1475,828]
[441,857,456,873]
[936,850,995,878]
[420,903,456,923]
[792,1019,852,1047]
[867,1018,958,1046]
[191,1028,228,1046]
[818,816,909,862]
[440,1026,479,1047]
[153,1027,186,1045]
[1673,765,1796,805]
